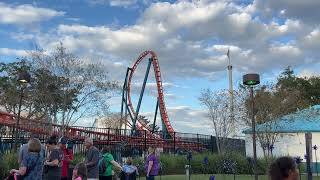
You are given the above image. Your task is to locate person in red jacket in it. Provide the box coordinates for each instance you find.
[59,137,73,180]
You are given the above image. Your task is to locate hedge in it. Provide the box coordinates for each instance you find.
[0,151,307,179]
[132,153,301,175]
[0,152,19,179]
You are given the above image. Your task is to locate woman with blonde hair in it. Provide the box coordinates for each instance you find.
[10,138,44,180]
[144,147,160,180]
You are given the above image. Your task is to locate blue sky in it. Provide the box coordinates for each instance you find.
[0,0,320,135]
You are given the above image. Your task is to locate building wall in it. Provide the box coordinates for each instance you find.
[245,133,320,162]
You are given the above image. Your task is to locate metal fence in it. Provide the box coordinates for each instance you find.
[0,125,245,156]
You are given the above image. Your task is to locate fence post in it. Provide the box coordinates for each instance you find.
[211,135,214,153]
[173,132,176,155]
[107,128,110,145]
[197,134,200,152]
[144,130,147,152]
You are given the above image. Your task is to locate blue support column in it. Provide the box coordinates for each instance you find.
[132,58,153,135]
[120,68,130,120]
[162,116,169,139]
[124,80,128,131]
[152,98,159,133]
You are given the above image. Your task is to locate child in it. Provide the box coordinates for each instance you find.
[121,157,139,180]
[72,162,87,180]
[269,156,299,180]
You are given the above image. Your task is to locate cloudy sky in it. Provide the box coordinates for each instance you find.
[0,0,319,135]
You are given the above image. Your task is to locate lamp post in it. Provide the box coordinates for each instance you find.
[186,151,192,180]
[314,145,318,177]
[295,156,303,180]
[243,73,260,180]
[13,71,30,150]
[269,144,274,157]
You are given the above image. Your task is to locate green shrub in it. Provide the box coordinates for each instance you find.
[0,152,19,179]
[129,152,296,176]
[70,153,85,167]
[131,152,276,176]
[160,154,187,174]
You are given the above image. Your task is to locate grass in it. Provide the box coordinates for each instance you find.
[140,174,320,180]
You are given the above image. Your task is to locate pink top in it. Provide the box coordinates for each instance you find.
[75,177,82,180]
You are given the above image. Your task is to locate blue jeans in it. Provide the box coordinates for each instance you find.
[146,175,155,180]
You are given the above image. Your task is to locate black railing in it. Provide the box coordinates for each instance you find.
[0,125,245,155]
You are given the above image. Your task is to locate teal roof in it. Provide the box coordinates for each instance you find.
[243,105,320,134]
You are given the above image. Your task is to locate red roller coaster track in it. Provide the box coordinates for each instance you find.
[127,50,175,136]
[0,111,202,150]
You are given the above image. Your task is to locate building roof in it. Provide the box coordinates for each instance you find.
[243,105,320,134]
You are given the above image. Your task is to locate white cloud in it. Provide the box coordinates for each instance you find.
[303,29,320,50]
[269,44,302,57]
[161,106,213,134]
[0,48,29,57]
[9,0,319,85]
[206,45,242,53]
[110,0,137,7]
[255,0,320,24]
[298,69,320,78]
[10,32,34,41]
[129,82,179,97]
[88,0,152,8]
[0,2,64,25]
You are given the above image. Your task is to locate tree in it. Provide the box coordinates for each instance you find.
[30,43,119,129]
[0,60,31,116]
[240,67,320,158]
[0,44,119,134]
[277,66,320,106]
[98,112,123,129]
[198,89,239,154]
[0,60,71,136]
[136,115,160,132]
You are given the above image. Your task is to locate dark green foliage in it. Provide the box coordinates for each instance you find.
[277,66,320,107]
[0,44,119,126]
[70,153,85,167]
[0,152,19,179]
[131,153,277,175]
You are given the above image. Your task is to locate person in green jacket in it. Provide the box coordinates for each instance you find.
[99,146,122,180]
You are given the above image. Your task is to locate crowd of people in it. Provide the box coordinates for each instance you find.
[8,134,160,180]
[7,133,300,180]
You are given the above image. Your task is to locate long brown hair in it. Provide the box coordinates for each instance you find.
[75,162,87,180]
[269,156,297,180]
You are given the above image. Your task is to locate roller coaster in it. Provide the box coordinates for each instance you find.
[121,50,174,138]
[0,50,206,151]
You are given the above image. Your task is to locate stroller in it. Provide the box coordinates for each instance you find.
[4,173,16,180]
[119,171,137,180]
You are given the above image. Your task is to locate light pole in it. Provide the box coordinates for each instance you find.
[186,151,192,180]
[13,71,30,150]
[243,73,260,180]
[295,156,303,180]
[314,145,318,177]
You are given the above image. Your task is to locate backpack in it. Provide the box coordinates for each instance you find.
[99,153,112,174]
[99,156,107,174]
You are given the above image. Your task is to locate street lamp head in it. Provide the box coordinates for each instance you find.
[17,71,31,84]
[243,73,260,86]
